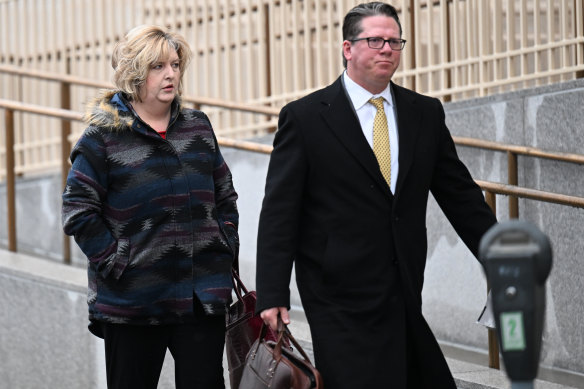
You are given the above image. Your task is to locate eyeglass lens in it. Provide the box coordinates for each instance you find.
[368,38,404,50]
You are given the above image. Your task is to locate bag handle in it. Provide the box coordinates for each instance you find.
[231,267,249,302]
[256,316,312,364]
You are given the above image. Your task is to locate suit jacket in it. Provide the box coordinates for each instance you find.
[256,76,497,388]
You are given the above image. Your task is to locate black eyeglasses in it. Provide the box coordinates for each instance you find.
[349,37,407,51]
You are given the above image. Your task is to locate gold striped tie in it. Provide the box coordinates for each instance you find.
[369,97,391,186]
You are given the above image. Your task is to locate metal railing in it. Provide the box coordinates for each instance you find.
[2,0,583,152]
[1,0,583,371]
[5,93,583,256]
[0,64,279,179]
[2,0,582,103]
[2,63,584,372]
[2,96,584,371]
[2,96,584,370]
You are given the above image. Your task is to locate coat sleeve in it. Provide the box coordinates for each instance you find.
[256,104,308,313]
[61,129,125,278]
[429,99,497,257]
[211,128,240,260]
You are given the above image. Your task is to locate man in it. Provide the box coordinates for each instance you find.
[256,2,497,388]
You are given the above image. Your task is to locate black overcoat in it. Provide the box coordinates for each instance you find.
[256,77,497,388]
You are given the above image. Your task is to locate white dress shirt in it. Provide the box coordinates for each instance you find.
[343,71,399,193]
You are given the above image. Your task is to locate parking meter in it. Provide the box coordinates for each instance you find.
[479,220,552,389]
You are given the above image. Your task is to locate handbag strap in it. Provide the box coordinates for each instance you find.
[231,268,249,302]
[271,317,312,363]
[250,320,283,356]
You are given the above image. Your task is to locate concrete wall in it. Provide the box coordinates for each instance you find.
[424,78,584,376]
[1,79,583,383]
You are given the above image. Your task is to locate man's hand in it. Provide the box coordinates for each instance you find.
[260,307,290,331]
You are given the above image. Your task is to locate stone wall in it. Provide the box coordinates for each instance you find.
[424,78,584,375]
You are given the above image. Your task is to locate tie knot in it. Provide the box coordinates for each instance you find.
[369,97,384,110]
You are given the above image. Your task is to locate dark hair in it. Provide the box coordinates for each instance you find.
[342,2,402,67]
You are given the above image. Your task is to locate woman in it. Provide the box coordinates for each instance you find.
[62,25,239,389]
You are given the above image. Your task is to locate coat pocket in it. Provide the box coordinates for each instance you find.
[97,238,130,280]
[221,220,240,260]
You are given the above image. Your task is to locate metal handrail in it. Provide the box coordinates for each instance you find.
[454,136,584,165]
[2,64,584,165]
[2,98,583,224]
[3,95,584,372]
[0,65,280,117]
[0,98,83,121]
[3,98,584,174]
[477,180,584,208]
[3,64,584,166]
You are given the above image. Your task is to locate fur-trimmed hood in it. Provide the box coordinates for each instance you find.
[83,90,182,132]
[83,90,135,131]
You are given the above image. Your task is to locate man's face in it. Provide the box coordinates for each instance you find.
[343,15,402,94]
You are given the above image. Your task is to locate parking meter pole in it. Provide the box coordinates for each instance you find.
[479,220,552,389]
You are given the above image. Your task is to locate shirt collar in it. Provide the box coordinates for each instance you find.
[343,70,393,111]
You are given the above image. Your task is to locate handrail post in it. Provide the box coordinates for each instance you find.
[485,190,500,369]
[508,151,519,218]
[5,109,17,252]
[263,2,276,133]
[61,81,72,264]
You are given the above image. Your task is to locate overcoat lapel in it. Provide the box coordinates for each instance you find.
[392,82,421,202]
[319,78,393,197]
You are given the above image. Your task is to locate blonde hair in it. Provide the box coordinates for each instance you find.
[111,25,192,102]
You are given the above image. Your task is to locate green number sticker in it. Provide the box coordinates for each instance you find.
[500,312,526,351]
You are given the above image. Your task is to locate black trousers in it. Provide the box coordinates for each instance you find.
[100,313,225,389]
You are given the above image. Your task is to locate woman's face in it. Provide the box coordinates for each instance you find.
[138,48,180,105]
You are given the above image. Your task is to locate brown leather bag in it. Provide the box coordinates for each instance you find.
[239,318,324,389]
[225,269,281,389]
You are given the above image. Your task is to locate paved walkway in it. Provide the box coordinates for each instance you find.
[283,312,583,389]
[1,248,582,389]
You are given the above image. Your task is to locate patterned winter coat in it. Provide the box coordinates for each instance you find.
[62,91,239,333]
